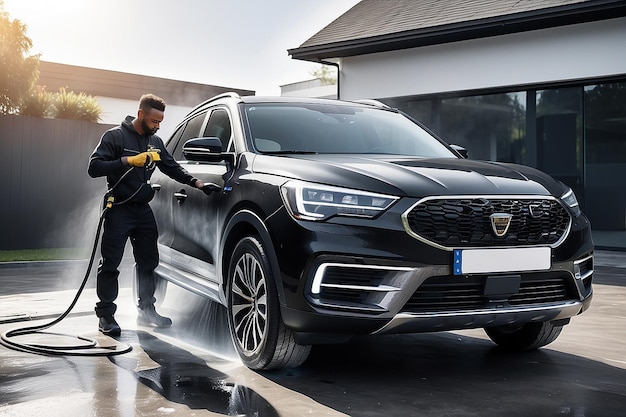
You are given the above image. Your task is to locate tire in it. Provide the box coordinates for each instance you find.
[132,264,167,308]
[226,236,311,370]
[484,321,563,350]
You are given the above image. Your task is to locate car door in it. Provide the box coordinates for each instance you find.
[167,107,233,284]
[151,123,185,252]
[152,111,210,274]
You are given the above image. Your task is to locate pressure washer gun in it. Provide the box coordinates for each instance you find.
[126,146,161,169]
[145,145,161,169]
[146,145,161,163]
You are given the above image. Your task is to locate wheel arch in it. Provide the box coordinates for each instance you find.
[219,209,286,304]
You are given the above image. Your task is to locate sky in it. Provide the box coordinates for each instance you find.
[2,0,361,96]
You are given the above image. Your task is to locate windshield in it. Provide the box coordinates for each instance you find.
[242,103,457,158]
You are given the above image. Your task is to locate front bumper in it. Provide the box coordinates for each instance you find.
[373,298,591,335]
[280,251,593,344]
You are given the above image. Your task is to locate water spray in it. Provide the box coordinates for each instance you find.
[0,167,144,356]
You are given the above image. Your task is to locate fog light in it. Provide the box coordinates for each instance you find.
[573,255,593,280]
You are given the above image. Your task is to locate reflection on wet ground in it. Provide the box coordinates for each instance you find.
[0,329,277,416]
[111,331,278,416]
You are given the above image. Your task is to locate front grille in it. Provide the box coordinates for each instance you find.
[402,274,574,313]
[403,277,484,311]
[509,278,568,305]
[403,197,570,249]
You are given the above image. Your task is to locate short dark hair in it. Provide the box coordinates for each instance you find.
[139,94,166,112]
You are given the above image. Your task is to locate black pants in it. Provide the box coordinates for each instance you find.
[95,203,159,318]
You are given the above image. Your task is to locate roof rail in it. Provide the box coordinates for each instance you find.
[351,99,391,109]
[189,92,242,113]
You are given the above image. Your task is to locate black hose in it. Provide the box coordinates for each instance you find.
[0,167,140,356]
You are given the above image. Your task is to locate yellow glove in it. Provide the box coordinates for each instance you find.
[147,151,161,162]
[127,151,161,167]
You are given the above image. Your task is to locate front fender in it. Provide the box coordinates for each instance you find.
[219,209,286,305]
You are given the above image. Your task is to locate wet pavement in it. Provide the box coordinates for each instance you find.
[0,252,625,416]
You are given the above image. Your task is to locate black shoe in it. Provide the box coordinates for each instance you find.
[98,316,121,336]
[137,306,172,328]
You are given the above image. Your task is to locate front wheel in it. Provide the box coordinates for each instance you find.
[227,236,311,370]
[484,321,563,350]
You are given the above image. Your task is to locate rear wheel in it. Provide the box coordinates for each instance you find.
[227,236,311,370]
[484,321,563,350]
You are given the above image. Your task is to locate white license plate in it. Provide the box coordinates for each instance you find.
[453,247,551,275]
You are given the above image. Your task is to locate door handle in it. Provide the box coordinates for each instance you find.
[174,190,187,204]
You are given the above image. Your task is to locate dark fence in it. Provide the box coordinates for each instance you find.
[0,115,116,250]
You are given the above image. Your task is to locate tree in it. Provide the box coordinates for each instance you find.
[310,65,337,85]
[0,1,39,114]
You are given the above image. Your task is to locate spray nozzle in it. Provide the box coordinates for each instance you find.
[147,146,161,162]
[147,151,161,162]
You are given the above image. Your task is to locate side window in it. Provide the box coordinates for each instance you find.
[203,108,232,152]
[166,124,185,154]
[172,112,207,160]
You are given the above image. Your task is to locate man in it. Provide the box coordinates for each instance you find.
[88,94,203,336]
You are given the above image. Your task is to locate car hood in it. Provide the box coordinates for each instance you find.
[250,154,566,198]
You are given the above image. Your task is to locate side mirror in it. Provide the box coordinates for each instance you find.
[450,144,468,159]
[182,137,225,162]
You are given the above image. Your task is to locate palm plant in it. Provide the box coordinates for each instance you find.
[52,87,102,122]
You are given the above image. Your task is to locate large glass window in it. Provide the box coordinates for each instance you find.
[584,83,626,235]
[535,87,583,203]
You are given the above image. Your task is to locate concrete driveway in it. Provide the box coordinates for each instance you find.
[0,252,624,416]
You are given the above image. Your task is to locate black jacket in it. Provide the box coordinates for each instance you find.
[88,115,196,204]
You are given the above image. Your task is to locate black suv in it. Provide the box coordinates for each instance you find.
[150,93,593,370]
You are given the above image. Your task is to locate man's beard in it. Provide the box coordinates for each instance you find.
[141,119,158,135]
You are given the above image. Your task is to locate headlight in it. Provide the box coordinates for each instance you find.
[561,188,581,216]
[280,180,398,221]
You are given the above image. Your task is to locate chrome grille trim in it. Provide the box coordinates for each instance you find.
[402,195,572,251]
[574,254,594,280]
[308,262,424,315]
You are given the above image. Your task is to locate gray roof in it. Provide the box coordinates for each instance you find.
[38,61,254,107]
[289,0,626,61]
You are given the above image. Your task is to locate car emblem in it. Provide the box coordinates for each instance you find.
[490,213,513,237]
